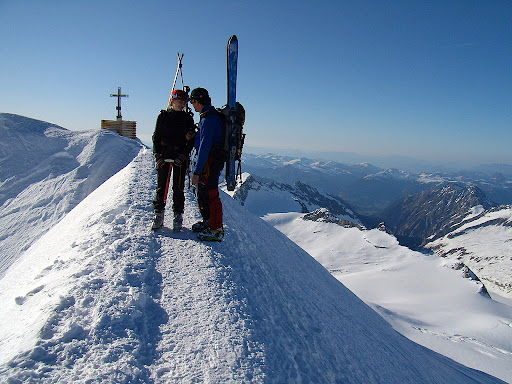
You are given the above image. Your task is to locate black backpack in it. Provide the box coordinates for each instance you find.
[200,102,246,163]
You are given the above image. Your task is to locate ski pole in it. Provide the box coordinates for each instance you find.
[172,53,183,93]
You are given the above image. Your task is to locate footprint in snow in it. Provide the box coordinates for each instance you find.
[15,285,45,305]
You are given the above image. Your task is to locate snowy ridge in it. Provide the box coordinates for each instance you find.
[363,168,412,181]
[427,205,512,298]
[0,113,142,276]
[0,148,505,383]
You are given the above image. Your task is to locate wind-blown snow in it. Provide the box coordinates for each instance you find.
[0,144,504,382]
[0,113,142,277]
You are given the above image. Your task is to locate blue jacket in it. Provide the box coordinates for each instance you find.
[194,105,225,174]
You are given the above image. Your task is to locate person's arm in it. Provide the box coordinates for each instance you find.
[152,112,164,156]
[194,122,214,175]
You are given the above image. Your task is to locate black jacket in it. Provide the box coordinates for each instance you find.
[152,109,195,159]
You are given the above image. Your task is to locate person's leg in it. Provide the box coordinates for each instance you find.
[153,162,171,212]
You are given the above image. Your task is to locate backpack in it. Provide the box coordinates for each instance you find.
[218,102,246,157]
[200,102,246,184]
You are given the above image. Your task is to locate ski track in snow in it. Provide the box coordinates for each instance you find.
[0,149,507,383]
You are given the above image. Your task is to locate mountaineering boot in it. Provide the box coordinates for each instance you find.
[173,213,183,232]
[151,210,165,230]
[192,220,209,233]
[197,228,224,242]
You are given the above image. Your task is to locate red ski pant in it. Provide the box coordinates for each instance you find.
[197,156,223,230]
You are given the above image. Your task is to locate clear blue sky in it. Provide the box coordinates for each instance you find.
[1,0,511,166]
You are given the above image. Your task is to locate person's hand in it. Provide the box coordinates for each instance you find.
[155,156,165,169]
[186,130,195,141]
[192,174,200,186]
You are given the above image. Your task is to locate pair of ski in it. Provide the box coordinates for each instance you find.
[225,35,239,191]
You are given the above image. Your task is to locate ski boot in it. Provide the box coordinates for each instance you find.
[173,213,183,232]
[151,210,165,230]
[192,220,209,233]
[197,228,224,242]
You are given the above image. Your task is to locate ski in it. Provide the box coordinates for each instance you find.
[225,35,239,191]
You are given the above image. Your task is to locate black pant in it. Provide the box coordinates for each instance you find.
[153,161,187,214]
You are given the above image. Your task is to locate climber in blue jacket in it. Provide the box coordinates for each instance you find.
[189,87,226,242]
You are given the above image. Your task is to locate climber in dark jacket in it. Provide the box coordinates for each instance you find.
[151,89,195,230]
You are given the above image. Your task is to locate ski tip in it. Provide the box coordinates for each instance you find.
[229,35,238,42]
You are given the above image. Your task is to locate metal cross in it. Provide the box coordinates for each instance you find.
[110,87,128,120]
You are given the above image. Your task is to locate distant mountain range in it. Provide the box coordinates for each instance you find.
[241,153,512,300]
[243,153,512,216]
[245,146,512,174]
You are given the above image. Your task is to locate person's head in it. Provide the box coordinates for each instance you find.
[169,89,188,111]
[189,87,211,112]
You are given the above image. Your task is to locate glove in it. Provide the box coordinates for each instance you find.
[185,129,195,141]
[174,153,188,167]
[155,156,165,170]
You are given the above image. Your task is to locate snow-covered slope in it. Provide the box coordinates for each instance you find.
[0,113,142,276]
[264,212,512,383]
[426,205,512,299]
[229,173,362,225]
[0,148,504,383]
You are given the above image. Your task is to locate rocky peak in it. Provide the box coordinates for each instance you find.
[380,183,494,248]
[302,208,364,229]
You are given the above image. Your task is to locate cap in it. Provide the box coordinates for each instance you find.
[189,87,211,105]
